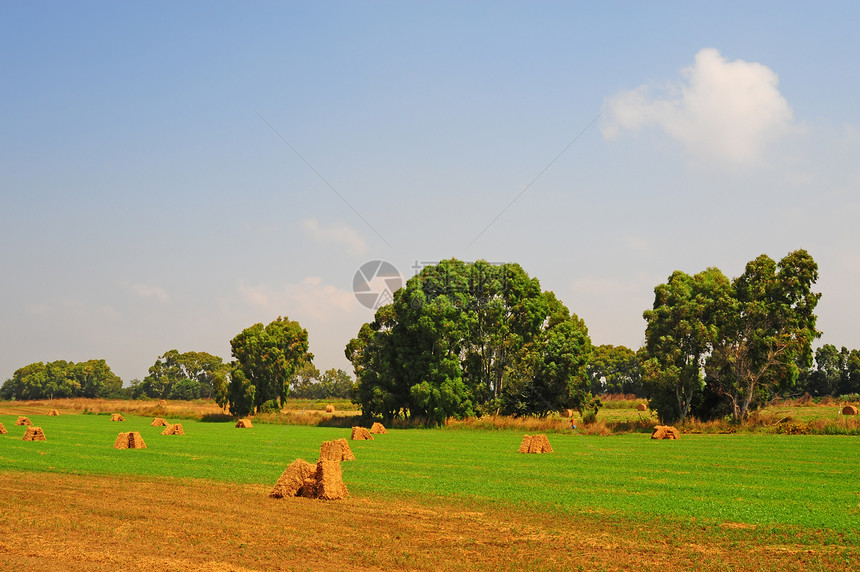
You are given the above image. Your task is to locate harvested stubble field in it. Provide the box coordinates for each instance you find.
[0,406,857,570]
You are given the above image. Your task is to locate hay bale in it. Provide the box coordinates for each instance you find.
[325,404,335,413]
[270,459,316,498]
[637,403,647,411]
[114,431,147,449]
[110,414,125,422]
[150,417,169,426]
[350,426,373,440]
[518,434,532,453]
[314,459,348,500]
[518,434,553,454]
[841,405,858,416]
[369,422,387,434]
[236,419,253,428]
[161,423,185,436]
[536,434,553,453]
[22,426,46,441]
[48,409,60,416]
[0,423,6,434]
[560,409,573,418]
[651,425,680,440]
[16,416,32,426]
[158,400,167,407]
[320,438,355,462]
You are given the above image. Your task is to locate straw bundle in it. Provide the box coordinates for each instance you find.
[150,417,169,426]
[235,419,253,428]
[518,434,553,454]
[325,404,335,413]
[841,405,858,416]
[518,434,532,453]
[320,438,355,462]
[0,423,6,434]
[114,431,147,449]
[110,414,125,422]
[161,423,185,436]
[16,416,32,426]
[270,459,316,498]
[651,425,680,440]
[369,422,387,434]
[637,403,647,411]
[350,426,373,440]
[48,409,60,416]
[314,459,349,500]
[22,426,46,441]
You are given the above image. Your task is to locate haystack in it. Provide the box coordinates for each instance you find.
[236,419,253,428]
[560,409,573,418]
[162,423,185,436]
[637,403,648,411]
[48,409,60,416]
[22,426,46,441]
[150,417,169,427]
[369,422,387,434]
[0,423,6,434]
[350,426,373,440]
[16,416,32,426]
[270,459,317,498]
[518,434,553,454]
[320,438,355,462]
[841,405,858,416]
[111,414,125,422]
[325,404,335,413]
[651,425,680,440]
[158,400,167,407]
[114,431,147,449]
[314,459,348,500]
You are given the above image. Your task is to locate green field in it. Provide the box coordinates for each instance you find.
[1,412,858,539]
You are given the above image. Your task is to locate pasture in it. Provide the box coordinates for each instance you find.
[0,407,857,570]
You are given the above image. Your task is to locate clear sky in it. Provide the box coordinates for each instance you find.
[2,1,859,383]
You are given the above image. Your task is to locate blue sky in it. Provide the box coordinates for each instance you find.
[2,1,859,383]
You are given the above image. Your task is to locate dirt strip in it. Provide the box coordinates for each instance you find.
[0,471,853,571]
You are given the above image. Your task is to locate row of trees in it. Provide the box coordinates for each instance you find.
[0,359,123,400]
[0,324,343,412]
[346,260,595,424]
[4,249,854,426]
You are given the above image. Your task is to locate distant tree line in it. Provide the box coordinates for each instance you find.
[4,249,857,427]
[0,359,123,400]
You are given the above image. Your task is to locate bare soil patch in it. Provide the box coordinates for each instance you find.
[0,471,853,571]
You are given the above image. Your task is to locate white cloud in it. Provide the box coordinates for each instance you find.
[302,218,367,256]
[603,48,796,165]
[238,276,357,321]
[126,283,170,302]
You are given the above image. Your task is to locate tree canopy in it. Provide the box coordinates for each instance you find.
[226,316,313,416]
[131,349,228,401]
[643,250,821,423]
[346,259,593,424]
[0,359,123,400]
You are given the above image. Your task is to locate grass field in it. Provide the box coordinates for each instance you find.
[1,406,858,570]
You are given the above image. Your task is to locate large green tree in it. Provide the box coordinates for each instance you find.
[346,259,592,424]
[132,349,228,400]
[227,316,313,416]
[642,267,731,423]
[586,344,645,396]
[705,250,821,421]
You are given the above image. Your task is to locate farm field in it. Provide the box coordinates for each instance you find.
[0,407,858,570]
